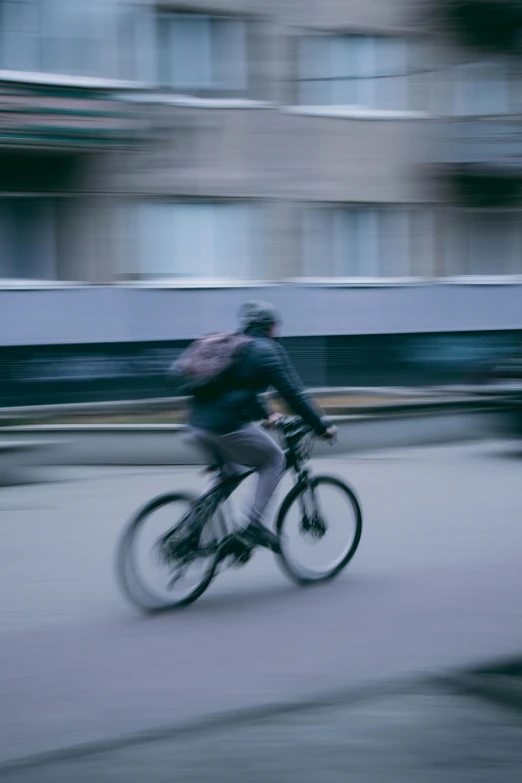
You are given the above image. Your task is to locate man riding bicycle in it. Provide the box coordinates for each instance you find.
[182,301,336,554]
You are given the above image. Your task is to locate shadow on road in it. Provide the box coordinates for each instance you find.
[119,572,379,623]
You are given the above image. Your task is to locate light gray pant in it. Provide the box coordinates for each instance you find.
[193,424,286,528]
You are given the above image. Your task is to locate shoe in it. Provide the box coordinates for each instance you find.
[216,534,252,568]
[238,522,281,554]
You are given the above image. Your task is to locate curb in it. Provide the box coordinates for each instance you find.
[0,387,483,421]
[0,407,505,467]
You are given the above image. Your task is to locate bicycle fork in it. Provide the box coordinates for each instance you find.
[296,472,327,539]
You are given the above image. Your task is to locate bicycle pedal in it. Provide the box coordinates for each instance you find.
[232,546,252,568]
[218,536,252,568]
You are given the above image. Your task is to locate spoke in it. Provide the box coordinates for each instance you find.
[279,478,362,582]
[119,494,218,610]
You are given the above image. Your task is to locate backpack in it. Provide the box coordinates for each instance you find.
[172,332,253,399]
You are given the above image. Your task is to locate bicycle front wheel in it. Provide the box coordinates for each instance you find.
[276,475,362,585]
[116,492,221,612]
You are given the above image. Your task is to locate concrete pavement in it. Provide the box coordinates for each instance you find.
[3,682,522,782]
[1,442,522,768]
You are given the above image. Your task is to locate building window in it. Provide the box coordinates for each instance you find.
[0,0,144,81]
[123,202,260,281]
[157,13,247,93]
[302,205,435,278]
[450,59,512,116]
[0,198,57,280]
[298,34,413,110]
[0,0,40,72]
[444,209,522,276]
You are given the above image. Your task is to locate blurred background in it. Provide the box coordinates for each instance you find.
[2,0,522,405]
[4,5,522,779]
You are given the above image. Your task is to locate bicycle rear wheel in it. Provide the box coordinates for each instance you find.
[116,492,222,612]
[276,475,362,585]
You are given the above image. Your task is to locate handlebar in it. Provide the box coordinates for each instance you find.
[274,416,337,443]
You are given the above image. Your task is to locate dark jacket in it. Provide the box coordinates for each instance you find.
[184,329,327,436]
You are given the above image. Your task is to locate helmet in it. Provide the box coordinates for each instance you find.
[238,300,281,333]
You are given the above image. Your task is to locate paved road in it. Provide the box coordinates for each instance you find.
[1,441,522,764]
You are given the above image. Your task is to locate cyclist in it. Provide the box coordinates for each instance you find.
[188,301,337,553]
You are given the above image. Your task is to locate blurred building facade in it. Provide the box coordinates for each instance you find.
[2,0,522,400]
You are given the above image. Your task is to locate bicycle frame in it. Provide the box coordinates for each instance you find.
[118,418,361,612]
[205,467,255,540]
[201,442,314,544]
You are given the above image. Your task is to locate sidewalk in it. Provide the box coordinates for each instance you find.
[2,674,522,782]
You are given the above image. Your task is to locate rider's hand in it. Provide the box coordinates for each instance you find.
[265,412,284,429]
[322,425,338,443]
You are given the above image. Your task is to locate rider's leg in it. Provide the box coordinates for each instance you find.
[191,429,241,482]
[210,424,286,550]
[191,429,243,539]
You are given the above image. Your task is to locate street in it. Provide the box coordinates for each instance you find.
[1,441,522,766]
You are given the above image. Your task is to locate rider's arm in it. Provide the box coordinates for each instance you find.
[263,344,328,437]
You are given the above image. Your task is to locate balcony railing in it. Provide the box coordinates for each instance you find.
[0,73,150,150]
[435,116,522,173]
[440,0,522,52]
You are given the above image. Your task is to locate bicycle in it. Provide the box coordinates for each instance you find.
[116,417,363,612]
